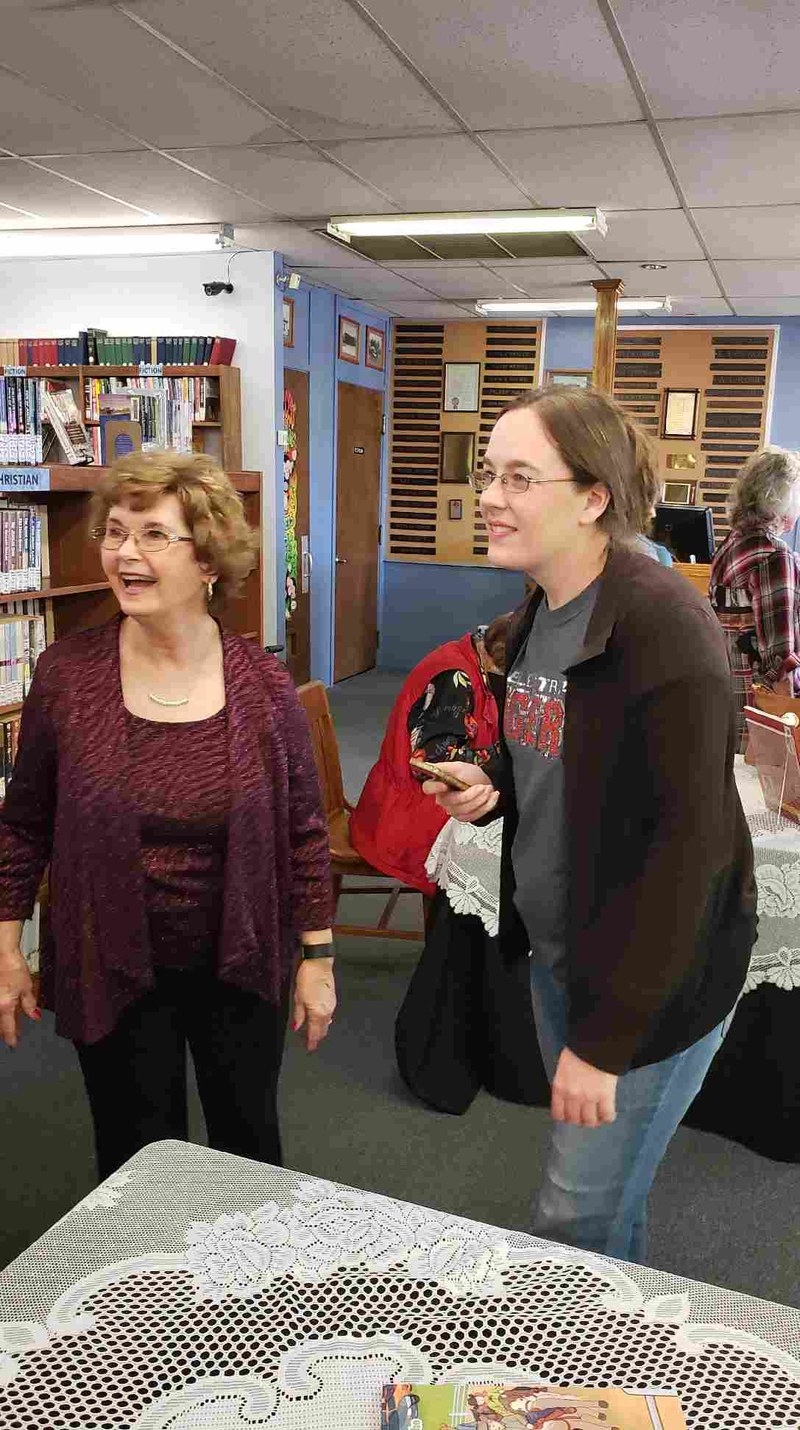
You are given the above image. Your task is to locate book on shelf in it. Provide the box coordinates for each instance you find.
[0,504,48,594]
[380,1383,689,1429]
[0,612,47,706]
[42,383,93,465]
[0,376,43,464]
[0,334,235,368]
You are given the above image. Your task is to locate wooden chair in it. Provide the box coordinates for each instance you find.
[296,680,427,941]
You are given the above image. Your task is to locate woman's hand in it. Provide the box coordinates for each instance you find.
[0,949,40,1050]
[551,1047,618,1127]
[292,957,336,1052]
[421,761,500,824]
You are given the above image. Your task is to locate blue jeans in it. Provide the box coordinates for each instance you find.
[530,964,735,1263]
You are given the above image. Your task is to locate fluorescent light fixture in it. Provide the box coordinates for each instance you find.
[328,209,607,240]
[0,224,235,259]
[475,297,672,315]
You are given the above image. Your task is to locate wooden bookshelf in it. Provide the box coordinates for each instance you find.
[25,364,242,470]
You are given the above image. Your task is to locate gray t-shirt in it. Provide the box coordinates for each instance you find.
[506,579,599,971]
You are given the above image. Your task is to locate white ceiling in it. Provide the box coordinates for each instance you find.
[1,0,800,315]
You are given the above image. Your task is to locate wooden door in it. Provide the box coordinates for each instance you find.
[334,382,383,682]
[283,370,310,684]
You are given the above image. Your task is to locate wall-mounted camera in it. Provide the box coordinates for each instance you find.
[203,281,234,297]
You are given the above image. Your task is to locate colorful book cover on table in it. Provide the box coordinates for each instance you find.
[380,1383,688,1429]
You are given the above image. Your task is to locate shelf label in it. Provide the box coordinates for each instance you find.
[138,363,163,377]
[3,366,27,378]
[0,468,50,491]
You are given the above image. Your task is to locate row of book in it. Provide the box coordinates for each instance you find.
[84,375,220,423]
[0,613,47,707]
[0,714,21,799]
[0,335,237,368]
[0,378,44,464]
[0,508,46,593]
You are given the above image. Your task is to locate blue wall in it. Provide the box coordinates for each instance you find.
[278,268,390,684]
[379,314,800,672]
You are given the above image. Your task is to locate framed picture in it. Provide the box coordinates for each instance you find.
[545,369,592,388]
[365,325,385,371]
[662,388,699,440]
[338,315,361,365]
[448,498,463,520]
[440,430,475,485]
[444,361,480,413]
[282,297,294,348]
[663,480,697,505]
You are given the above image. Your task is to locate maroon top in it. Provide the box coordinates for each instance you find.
[126,707,229,968]
[0,617,334,1043]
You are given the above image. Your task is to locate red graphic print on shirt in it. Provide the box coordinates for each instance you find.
[505,671,567,761]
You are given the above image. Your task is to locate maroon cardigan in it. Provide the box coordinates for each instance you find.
[0,617,334,1043]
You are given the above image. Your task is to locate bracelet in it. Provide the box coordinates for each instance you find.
[300,943,335,960]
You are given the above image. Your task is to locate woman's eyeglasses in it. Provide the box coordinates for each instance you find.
[468,470,577,495]
[91,523,194,553]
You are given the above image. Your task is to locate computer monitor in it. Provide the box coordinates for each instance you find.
[653,503,715,563]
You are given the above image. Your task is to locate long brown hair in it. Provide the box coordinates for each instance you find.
[501,384,658,543]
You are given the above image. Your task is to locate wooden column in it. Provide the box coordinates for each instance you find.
[592,279,624,394]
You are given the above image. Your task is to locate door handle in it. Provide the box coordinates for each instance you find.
[301,538,312,595]
[335,556,347,564]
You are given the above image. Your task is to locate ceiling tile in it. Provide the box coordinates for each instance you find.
[0,73,128,157]
[174,147,386,218]
[600,260,721,297]
[236,222,378,267]
[42,152,271,223]
[482,261,605,284]
[324,136,526,209]
[484,124,677,210]
[130,0,458,139]
[0,159,150,222]
[732,298,800,315]
[715,262,800,298]
[1,8,286,148]
[586,210,704,260]
[362,0,640,128]
[694,207,800,260]
[391,301,479,319]
[614,0,800,119]
[383,263,527,299]
[295,265,436,300]
[661,115,800,208]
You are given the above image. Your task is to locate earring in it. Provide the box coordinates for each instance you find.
[207,580,215,601]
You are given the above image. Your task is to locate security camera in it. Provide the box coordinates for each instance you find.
[203,281,234,296]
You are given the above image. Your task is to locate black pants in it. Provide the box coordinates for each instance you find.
[75,969,288,1181]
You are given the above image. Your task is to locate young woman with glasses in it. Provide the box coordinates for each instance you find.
[423,384,756,1263]
[0,451,335,1180]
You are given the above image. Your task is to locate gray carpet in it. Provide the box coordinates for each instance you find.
[1,669,798,1312]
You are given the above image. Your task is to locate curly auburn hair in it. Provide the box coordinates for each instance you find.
[89,450,259,608]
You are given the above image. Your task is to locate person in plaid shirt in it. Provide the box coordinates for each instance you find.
[710,447,800,744]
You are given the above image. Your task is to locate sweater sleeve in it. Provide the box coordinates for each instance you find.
[567,657,733,1075]
[0,666,57,920]
[273,665,335,933]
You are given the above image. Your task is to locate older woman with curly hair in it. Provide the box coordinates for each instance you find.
[710,446,800,742]
[0,451,335,1178]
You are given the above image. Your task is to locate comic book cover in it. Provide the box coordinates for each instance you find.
[379,1382,688,1429]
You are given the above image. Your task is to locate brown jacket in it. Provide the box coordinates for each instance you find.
[494,544,757,1074]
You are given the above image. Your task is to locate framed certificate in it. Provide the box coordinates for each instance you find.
[662,388,699,440]
[444,362,480,413]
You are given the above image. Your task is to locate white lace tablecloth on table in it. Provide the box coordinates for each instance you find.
[1,1141,799,1430]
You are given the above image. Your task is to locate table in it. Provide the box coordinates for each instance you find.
[1,1142,799,1429]
[428,760,800,1163]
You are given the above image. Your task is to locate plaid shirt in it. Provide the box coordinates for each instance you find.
[710,524,800,693]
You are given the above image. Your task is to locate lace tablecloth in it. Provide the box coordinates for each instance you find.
[427,765,800,1162]
[1,1140,799,1429]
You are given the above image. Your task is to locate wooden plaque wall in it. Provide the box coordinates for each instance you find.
[388,321,542,564]
[613,327,776,546]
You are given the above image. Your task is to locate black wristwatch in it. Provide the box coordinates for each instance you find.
[300,943,335,960]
